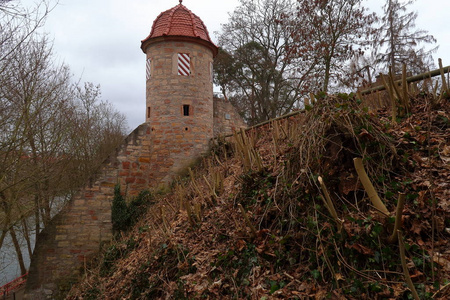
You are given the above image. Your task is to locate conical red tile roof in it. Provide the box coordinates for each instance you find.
[141,2,218,56]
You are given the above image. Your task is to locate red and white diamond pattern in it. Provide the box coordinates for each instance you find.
[178,53,190,76]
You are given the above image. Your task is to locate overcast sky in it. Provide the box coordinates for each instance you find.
[18,0,450,131]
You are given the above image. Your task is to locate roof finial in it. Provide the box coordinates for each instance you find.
[179,0,182,4]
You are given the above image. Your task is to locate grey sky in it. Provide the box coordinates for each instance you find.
[19,0,450,131]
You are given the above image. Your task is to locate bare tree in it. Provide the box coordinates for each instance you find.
[0,0,127,276]
[216,0,312,125]
[375,0,437,74]
[0,0,55,63]
[294,0,377,92]
[216,0,379,122]
[67,82,127,184]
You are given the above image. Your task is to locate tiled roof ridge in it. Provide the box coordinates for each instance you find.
[188,6,213,41]
[165,4,179,36]
[185,4,199,38]
[148,10,164,38]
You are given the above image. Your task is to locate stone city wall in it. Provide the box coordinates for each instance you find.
[25,124,152,299]
[213,96,247,137]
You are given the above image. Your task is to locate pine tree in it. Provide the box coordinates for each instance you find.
[375,0,437,74]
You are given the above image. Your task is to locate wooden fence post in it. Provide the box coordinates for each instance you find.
[439,58,449,95]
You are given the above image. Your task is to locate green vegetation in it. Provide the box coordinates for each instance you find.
[112,185,154,235]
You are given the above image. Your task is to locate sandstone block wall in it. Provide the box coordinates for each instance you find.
[25,124,152,299]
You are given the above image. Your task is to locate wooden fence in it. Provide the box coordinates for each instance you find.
[361,60,450,95]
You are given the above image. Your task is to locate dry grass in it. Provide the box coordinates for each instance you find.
[67,94,450,300]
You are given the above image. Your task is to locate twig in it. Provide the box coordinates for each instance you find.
[353,158,389,216]
[175,183,184,212]
[214,154,225,168]
[398,231,420,300]
[238,204,257,238]
[194,202,202,222]
[314,209,339,289]
[309,92,316,104]
[389,67,403,106]
[387,193,405,244]
[432,281,450,299]
[438,58,449,97]
[402,64,410,115]
[318,176,342,232]
[203,175,218,204]
[160,205,169,233]
[163,197,177,214]
[304,96,310,107]
[433,80,439,99]
[185,199,196,228]
[333,240,379,282]
[426,96,437,284]
[189,168,213,206]
[380,73,397,122]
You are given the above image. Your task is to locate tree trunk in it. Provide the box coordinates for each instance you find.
[388,0,396,73]
[34,194,40,236]
[43,179,52,226]
[323,58,331,93]
[0,193,11,250]
[0,228,7,250]
[10,226,27,275]
[21,218,33,258]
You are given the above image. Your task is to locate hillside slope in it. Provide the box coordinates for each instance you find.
[68,95,449,299]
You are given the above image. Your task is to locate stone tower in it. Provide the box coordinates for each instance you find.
[141,0,218,184]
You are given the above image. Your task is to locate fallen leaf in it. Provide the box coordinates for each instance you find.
[348,242,374,255]
[411,221,422,235]
[235,239,247,252]
[335,273,344,281]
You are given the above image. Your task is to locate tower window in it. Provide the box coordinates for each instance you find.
[178,53,190,76]
[146,58,151,80]
[183,105,190,116]
[147,107,151,118]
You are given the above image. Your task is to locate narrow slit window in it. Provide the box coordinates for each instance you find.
[147,107,151,118]
[146,58,151,80]
[183,105,190,116]
[178,53,190,76]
